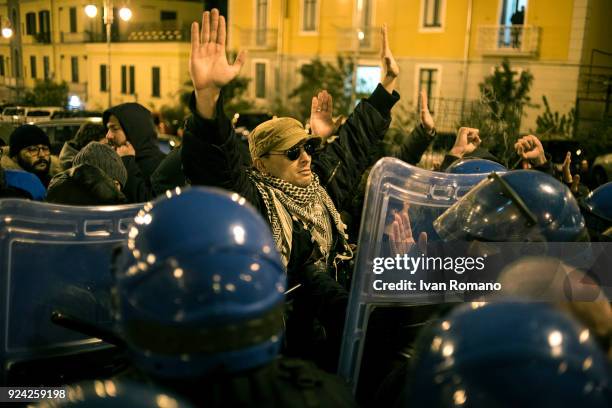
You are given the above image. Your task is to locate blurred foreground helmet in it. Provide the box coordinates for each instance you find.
[41,380,193,407]
[446,158,507,174]
[407,302,610,408]
[433,170,587,241]
[581,182,612,240]
[114,187,286,379]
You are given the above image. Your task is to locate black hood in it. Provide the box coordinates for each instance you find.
[103,103,161,158]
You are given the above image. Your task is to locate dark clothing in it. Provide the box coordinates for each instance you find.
[103,103,166,202]
[46,164,127,205]
[511,10,525,25]
[151,147,187,196]
[59,140,80,170]
[399,125,435,165]
[122,358,356,408]
[182,84,399,368]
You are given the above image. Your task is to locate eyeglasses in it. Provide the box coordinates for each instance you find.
[24,145,50,155]
[265,139,321,161]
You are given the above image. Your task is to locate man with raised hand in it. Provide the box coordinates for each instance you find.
[182,8,400,369]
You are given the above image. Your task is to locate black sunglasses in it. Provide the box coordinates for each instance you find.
[266,138,321,161]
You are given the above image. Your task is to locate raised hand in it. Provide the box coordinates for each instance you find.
[419,90,435,133]
[515,135,546,167]
[190,9,246,117]
[450,127,481,158]
[310,90,335,138]
[380,24,399,94]
[389,205,427,256]
[562,151,581,193]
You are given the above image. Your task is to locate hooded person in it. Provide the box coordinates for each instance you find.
[1,124,62,188]
[47,142,128,205]
[103,103,166,202]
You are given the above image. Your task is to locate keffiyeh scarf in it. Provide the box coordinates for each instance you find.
[247,169,352,271]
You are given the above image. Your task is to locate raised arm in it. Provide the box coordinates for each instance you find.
[380,24,399,95]
[190,9,246,119]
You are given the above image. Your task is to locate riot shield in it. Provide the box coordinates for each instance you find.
[0,199,141,385]
[338,157,493,399]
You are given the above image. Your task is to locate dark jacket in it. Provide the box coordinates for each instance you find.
[46,164,127,205]
[182,84,399,368]
[151,146,187,196]
[103,103,166,202]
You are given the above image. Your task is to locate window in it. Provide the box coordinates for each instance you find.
[121,65,127,93]
[30,56,37,79]
[152,67,160,97]
[26,12,36,35]
[71,56,79,83]
[160,11,177,21]
[418,68,439,112]
[0,56,5,76]
[255,0,268,46]
[358,0,373,47]
[38,11,51,42]
[69,7,77,33]
[129,66,135,94]
[121,65,135,94]
[301,0,318,32]
[100,64,108,91]
[422,0,443,28]
[255,62,266,98]
[43,56,50,80]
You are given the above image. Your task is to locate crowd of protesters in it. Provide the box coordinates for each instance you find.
[0,8,610,407]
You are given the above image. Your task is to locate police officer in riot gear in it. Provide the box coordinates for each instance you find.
[112,187,356,407]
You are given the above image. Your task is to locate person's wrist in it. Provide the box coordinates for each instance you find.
[450,146,464,157]
[531,154,547,166]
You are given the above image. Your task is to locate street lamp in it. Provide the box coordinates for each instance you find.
[85,2,132,108]
[1,17,13,39]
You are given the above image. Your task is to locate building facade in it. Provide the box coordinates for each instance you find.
[0,0,202,111]
[228,0,611,132]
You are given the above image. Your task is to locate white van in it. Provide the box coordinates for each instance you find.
[0,106,63,124]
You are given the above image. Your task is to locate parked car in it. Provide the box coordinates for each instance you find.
[0,106,63,124]
[591,153,612,186]
[24,107,64,124]
[232,112,274,138]
[35,117,103,155]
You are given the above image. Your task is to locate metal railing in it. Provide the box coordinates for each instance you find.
[477,25,540,56]
[61,32,92,43]
[336,26,381,53]
[238,28,278,50]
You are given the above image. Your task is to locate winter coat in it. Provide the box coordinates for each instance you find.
[103,103,166,202]
[46,164,127,205]
[151,146,187,196]
[182,84,399,369]
[58,140,80,170]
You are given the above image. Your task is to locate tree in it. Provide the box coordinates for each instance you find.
[460,59,534,166]
[286,56,369,123]
[19,79,68,107]
[535,95,574,138]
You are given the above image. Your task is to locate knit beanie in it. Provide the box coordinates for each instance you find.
[9,125,51,157]
[73,142,128,187]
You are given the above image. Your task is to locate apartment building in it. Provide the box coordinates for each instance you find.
[0,0,202,111]
[229,0,610,132]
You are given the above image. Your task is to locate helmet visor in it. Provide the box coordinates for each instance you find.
[434,173,539,241]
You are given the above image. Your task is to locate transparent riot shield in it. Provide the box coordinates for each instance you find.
[337,157,495,399]
[0,199,141,385]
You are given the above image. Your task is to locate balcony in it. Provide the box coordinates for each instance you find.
[477,25,540,57]
[336,26,381,54]
[35,32,51,44]
[61,32,92,43]
[239,28,278,50]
